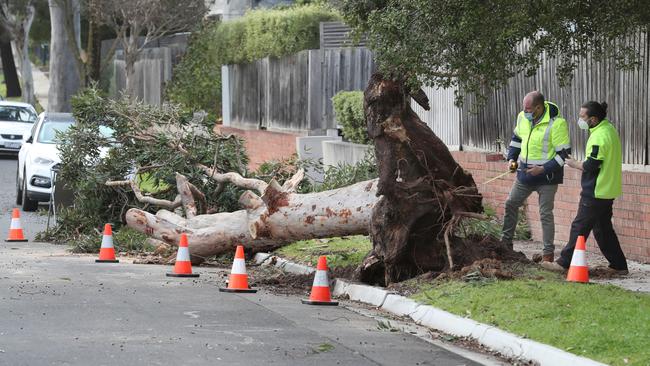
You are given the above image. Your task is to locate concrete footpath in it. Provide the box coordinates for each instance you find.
[31,63,49,111]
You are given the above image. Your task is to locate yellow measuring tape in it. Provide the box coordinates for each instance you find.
[479,162,518,186]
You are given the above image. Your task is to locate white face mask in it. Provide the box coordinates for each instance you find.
[578,118,590,130]
[524,112,534,121]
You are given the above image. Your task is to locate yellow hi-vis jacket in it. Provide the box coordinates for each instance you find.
[507,101,571,185]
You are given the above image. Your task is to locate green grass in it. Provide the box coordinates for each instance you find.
[276,235,371,268]
[68,227,153,254]
[0,73,6,97]
[413,274,650,366]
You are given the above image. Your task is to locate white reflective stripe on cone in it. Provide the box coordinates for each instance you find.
[570,250,586,266]
[312,270,329,287]
[176,246,191,261]
[100,235,114,248]
[230,258,246,274]
[10,218,20,229]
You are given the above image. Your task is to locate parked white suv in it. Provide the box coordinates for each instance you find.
[0,101,38,154]
[17,113,75,211]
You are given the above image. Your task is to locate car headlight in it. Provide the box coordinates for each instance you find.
[31,175,52,188]
[32,156,55,165]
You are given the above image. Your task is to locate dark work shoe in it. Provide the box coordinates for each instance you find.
[593,266,629,276]
[532,253,554,263]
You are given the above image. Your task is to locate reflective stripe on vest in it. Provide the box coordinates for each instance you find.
[541,117,556,159]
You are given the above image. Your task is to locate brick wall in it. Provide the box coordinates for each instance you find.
[451,151,650,264]
[216,126,302,171]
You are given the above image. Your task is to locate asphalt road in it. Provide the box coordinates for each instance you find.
[0,157,495,366]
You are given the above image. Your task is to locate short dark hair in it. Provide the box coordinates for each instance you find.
[582,101,608,121]
[531,92,545,107]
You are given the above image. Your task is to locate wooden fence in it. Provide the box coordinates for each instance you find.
[102,34,189,106]
[222,47,376,134]
[222,30,648,166]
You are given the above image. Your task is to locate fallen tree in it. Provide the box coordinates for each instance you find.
[57,86,520,285]
[111,170,378,262]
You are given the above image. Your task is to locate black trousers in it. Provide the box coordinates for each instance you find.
[557,196,628,270]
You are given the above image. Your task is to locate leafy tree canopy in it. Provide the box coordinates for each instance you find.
[336,0,650,103]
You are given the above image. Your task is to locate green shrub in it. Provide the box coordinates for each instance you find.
[218,5,339,64]
[332,90,367,144]
[166,20,223,118]
[40,87,249,245]
[166,5,339,115]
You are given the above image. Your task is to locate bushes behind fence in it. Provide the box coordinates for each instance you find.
[167,5,339,116]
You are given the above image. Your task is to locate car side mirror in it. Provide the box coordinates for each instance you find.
[25,136,33,144]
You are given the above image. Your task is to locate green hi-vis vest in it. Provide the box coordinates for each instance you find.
[583,119,622,199]
[514,101,570,165]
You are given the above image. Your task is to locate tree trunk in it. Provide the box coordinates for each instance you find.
[123,179,379,263]
[17,5,35,105]
[48,0,80,112]
[0,39,21,97]
[124,41,139,101]
[359,74,486,285]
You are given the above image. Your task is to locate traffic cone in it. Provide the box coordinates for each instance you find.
[96,224,119,263]
[166,233,199,277]
[5,208,28,242]
[219,245,256,293]
[566,235,589,283]
[302,256,338,306]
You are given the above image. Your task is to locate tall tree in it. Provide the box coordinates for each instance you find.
[0,0,36,104]
[48,0,80,112]
[97,0,207,100]
[338,0,650,104]
[0,36,21,97]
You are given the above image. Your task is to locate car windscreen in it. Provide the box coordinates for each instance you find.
[37,120,74,144]
[0,106,38,123]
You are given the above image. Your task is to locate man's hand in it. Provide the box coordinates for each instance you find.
[526,165,545,176]
[565,155,583,170]
[508,160,518,172]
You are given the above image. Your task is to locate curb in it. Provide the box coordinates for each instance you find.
[257,252,608,366]
[253,253,315,275]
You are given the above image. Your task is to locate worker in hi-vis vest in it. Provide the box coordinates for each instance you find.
[502,91,571,263]
[543,101,628,275]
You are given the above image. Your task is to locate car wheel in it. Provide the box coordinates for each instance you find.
[21,176,38,212]
[16,166,23,205]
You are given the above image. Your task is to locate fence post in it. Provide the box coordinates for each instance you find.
[222,65,231,126]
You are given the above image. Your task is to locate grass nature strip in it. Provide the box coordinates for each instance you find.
[275,235,371,269]
[413,277,650,366]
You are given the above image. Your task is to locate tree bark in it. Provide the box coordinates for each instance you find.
[122,178,379,263]
[360,73,484,285]
[0,39,21,97]
[48,0,80,112]
[15,5,35,105]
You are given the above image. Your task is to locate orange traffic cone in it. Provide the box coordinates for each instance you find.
[567,235,589,283]
[302,256,338,306]
[96,224,119,263]
[166,233,199,277]
[219,245,256,293]
[5,208,28,242]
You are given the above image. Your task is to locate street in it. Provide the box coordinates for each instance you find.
[0,158,495,366]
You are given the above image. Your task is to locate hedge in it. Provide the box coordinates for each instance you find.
[332,90,367,144]
[167,5,339,116]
